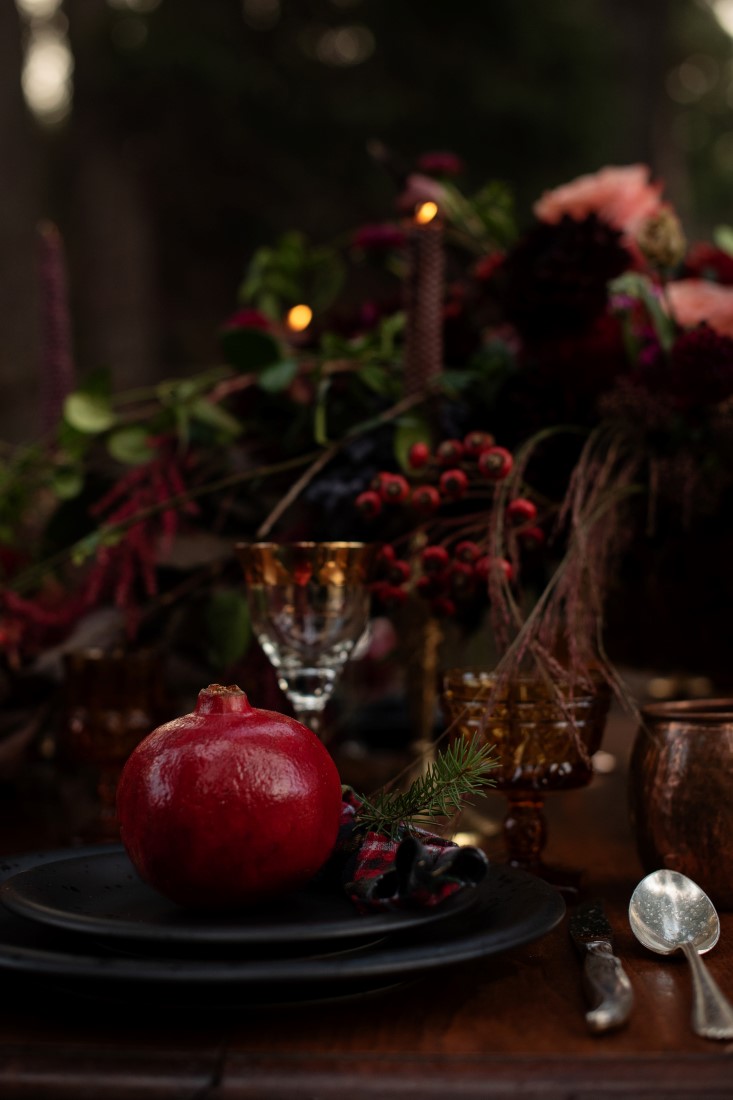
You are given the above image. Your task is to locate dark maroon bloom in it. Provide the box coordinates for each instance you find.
[474,252,505,282]
[221,308,272,331]
[352,223,408,252]
[417,151,465,178]
[683,243,733,287]
[498,214,630,339]
[667,323,733,408]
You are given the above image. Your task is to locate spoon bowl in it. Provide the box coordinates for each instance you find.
[629,868,719,956]
[629,869,733,1040]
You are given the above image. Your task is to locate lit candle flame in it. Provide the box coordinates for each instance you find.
[415,201,439,226]
[286,304,313,332]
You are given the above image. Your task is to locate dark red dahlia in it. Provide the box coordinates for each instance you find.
[667,324,733,409]
[352,224,408,252]
[683,243,733,287]
[498,214,630,339]
[416,151,465,178]
[221,308,272,331]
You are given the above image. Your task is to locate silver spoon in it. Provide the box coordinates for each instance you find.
[629,869,733,1040]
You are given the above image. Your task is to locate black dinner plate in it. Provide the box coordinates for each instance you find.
[0,847,478,948]
[0,844,565,1006]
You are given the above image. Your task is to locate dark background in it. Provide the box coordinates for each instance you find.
[2,0,732,441]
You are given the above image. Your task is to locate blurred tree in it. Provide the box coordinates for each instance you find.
[2,0,732,441]
[0,2,40,443]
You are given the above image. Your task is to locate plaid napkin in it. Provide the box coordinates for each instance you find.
[326,788,489,913]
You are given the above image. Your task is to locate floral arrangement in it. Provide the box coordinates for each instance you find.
[2,156,733,700]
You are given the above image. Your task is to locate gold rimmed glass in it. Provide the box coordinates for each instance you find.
[236,541,375,739]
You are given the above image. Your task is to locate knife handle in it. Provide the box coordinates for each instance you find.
[582,945,634,1032]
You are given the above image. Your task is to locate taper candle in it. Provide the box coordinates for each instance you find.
[403,201,445,397]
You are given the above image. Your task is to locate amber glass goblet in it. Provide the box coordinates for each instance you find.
[236,541,375,740]
[442,669,610,880]
[61,647,167,841]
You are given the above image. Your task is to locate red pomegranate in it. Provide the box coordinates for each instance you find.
[116,684,343,909]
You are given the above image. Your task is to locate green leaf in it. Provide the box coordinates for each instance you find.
[220,327,283,373]
[189,399,242,438]
[358,364,392,395]
[610,272,676,351]
[378,311,405,358]
[107,427,156,465]
[63,392,116,434]
[205,589,251,669]
[57,419,90,460]
[314,377,331,445]
[70,531,104,566]
[713,225,733,258]
[320,331,354,359]
[394,414,431,473]
[257,359,298,394]
[309,252,346,312]
[51,465,84,500]
[435,369,478,398]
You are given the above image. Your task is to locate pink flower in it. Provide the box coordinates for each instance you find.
[533,165,664,237]
[666,279,733,339]
[396,173,448,215]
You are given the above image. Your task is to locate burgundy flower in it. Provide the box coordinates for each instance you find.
[667,323,733,408]
[221,308,272,331]
[498,214,630,339]
[417,151,465,178]
[352,223,408,252]
[682,243,733,286]
[473,252,505,282]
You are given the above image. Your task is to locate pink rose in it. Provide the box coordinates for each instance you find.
[666,279,733,339]
[533,165,664,237]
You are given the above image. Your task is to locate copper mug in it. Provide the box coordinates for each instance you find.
[629,699,733,909]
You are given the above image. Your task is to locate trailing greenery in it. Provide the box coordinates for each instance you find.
[355,735,498,840]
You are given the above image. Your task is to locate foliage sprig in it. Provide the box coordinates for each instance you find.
[355,735,498,841]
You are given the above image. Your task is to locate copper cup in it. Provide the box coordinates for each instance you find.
[629,699,733,909]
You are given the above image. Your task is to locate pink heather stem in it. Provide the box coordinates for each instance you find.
[38,221,75,434]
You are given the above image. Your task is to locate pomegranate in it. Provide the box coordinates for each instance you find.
[116,684,343,909]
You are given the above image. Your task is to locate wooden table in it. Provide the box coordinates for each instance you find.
[0,706,731,1099]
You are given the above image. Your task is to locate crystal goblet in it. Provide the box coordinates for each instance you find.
[236,541,375,740]
[442,668,610,883]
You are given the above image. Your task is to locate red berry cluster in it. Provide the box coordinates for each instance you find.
[358,431,545,618]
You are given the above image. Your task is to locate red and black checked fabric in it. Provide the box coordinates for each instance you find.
[330,789,489,913]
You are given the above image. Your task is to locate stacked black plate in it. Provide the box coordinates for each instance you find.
[0,844,565,1008]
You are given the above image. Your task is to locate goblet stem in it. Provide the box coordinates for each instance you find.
[293,704,325,740]
[503,791,547,871]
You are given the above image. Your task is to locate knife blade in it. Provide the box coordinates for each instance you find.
[569,899,634,1033]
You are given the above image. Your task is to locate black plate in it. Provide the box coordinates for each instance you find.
[0,844,565,1004]
[0,847,477,947]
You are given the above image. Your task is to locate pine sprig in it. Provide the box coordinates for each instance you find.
[355,735,498,840]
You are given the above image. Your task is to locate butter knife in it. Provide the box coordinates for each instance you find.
[569,899,634,1033]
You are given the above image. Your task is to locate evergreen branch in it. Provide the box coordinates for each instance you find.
[355,735,498,840]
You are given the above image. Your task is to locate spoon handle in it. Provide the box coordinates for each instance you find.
[680,941,733,1040]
